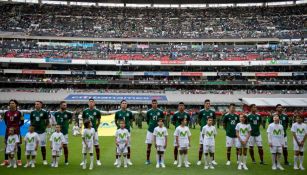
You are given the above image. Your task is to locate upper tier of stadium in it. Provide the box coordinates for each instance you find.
[0,1,306,40]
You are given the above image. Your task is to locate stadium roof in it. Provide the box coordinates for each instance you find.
[41,0,300,4]
[242,98,307,107]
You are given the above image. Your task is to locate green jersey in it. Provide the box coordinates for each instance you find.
[30,109,49,134]
[115,109,134,132]
[82,108,101,132]
[171,111,190,128]
[247,113,262,136]
[146,108,165,133]
[222,113,239,138]
[269,112,289,136]
[198,109,216,131]
[54,110,73,135]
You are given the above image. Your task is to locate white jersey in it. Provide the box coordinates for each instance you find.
[24,132,40,151]
[6,134,19,150]
[235,123,251,141]
[174,126,191,146]
[153,126,168,146]
[267,123,285,147]
[201,125,217,146]
[115,128,130,145]
[50,132,65,151]
[82,128,95,148]
[291,122,307,142]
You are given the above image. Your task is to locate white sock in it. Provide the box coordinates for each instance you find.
[161,154,164,164]
[276,154,281,166]
[294,155,298,167]
[56,157,59,165]
[83,154,86,163]
[178,154,182,165]
[204,154,208,166]
[272,154,276,166]
[156,154,160,164]
[124,156,127,166]
[243,156,247,165]
[299,155,304,167]
[184,154,188,164]
[238,155,241,164]
[90,155,94,164]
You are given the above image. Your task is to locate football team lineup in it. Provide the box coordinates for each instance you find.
[1,98,306,173]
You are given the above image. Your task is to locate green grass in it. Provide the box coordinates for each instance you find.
[0,123,306,175]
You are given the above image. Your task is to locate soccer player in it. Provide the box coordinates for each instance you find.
[24,125,40,168]
[53,101,73,165]
[174,118,191,168]
[197,99,217,166]
[236,114,251,170]
[201,117,217,170]
[222,103,239,165]
[269,104,290,165]
[80,98,102,166]
[6,127,19,168]
[267,114,285,170]
[171,102,190,165]
[1,99,24,166]
[145,99,165,165]
[153,118,168,168]
[115,120,130,168]
[247,104,265,164]
[82,120,96,170]
[30,101,49,165]
[114,100,134,166]
[291,115,307,170]
[50,125,65,168]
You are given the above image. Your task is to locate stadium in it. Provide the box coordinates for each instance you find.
[0,0,307,174]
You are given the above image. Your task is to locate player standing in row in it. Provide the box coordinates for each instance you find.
[222,103,239,166]
[81,98,102,166]
[197,99,217,166]
[291,115,307,170]
[269,104,290,165]
[267,114,285,170]
[115,120,130,168]
[201,117,217,170]
[175,118,191,168]
[49,125,65,168]
[145,99,165,165]
[53,101,73,165]
[114,100,134,166]
[81,120,96,170]
[1,99,24,167]
[30,101,49,165]
[24,125,39,168]
[171,102,190,165]
[247,104,265,164]
[153,118,168,168]
[235,114,251,170]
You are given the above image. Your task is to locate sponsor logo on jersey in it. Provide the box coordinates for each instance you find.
[297,128,305,135]
[273,129,282,135]
[206,131,214,137]
[8,138,15,144]
[240,127,249,135]
[157,131,164,137]
[53,136,62,142]
[180,131,188,137]
[27,137,35,143]
[119,133,127,139]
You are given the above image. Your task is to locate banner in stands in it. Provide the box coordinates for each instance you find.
[98,114,117,136]
[0,113,30,136]
[22,69,45,74]
[255,72,278,77]
[181,72,202,76]
[160,60,185,65]
[82,79,109,84]
[71,70,96,75]
[65,94,168,101]
[144,72,169,76]
[45,58,72,63]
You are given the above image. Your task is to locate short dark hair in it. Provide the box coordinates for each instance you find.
[152,99,157,103]
[276,104,282,108]
[9,99,19,106]
[60,101,66,105]
[84,120,91,128]
[121,100,127,104]
[240,114,248,124]
[204,99,210,103]
[179,102,184,105]
[157,118,164,122]
[179,117,186,123]
[89,98,95,101]
[207,116,213,120]
[35,101,43,105]
[249,104,256,108]
[229,103,236,108]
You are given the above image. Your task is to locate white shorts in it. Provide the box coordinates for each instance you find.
[248,136,263,147]
[293,141,305,152]
[284,136,288,148]
[52,149,62,156]
[116,144,128,155]
[63,134,69,145]
[82,145,93,154]
[199,132,203,144]
[94,132,99,146]
[5,146,15,154]
[156,145,165,152]
[270,146,282,154]
[38,133,47,147]
[236,139,249,148]
[25,150,37,156]
[178,143,189,150]
[145,131,154,144]
[203,145,215,153]
[226,136,238,147]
